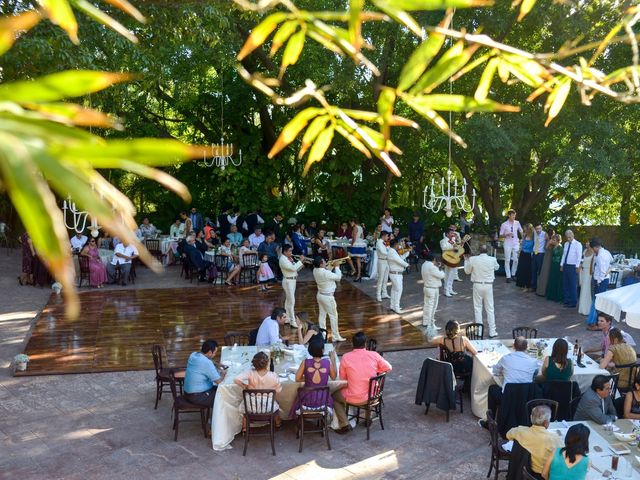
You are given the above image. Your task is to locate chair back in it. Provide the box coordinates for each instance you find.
[498,382,541,437]
[243,389,277,421]
[609,270,620,288]
[609,372,620,398]
[486,411,504,457]
[541,381,580,421]
[512,326,538,339]
[242,253,259,268]
[146,238,161,255]
[151,344,164,374]
[526,399,559,423]
[367,372,387,408]
[464,323,484,340]
[521,466,539,480]
[318,328,328,343]
[248,328,259,346]
[78,255,90,274]
[366,338,378,352]
[224,332,250,346]
[296,386,330,415]
[568,395,582,421]
[214,254,229,271]
[614,361,640,395]
[168,370,180,402]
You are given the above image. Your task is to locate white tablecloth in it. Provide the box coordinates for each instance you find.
[549,420,640,478]
[469,338,609,418]
[211,344,345,451]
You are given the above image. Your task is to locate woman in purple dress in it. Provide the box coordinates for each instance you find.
[81,237,108,288]
[18,231,35,285]
[290,343,337,416]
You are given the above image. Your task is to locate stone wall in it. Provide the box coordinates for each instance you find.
[569,225,640,255]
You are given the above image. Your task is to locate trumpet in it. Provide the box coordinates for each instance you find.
[397,247,413,255]
[326,257,350,269]
[292,255,314,264]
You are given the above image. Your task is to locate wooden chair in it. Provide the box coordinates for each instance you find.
[526,399,559,422]
[168,371,209,441]
[366,338,378,352]
[151,344,184,409]
[295,386,332,452]
[318,328,328,343]
[465,323,484,340]
[512,326,538,339]
[213,254,229,284]
[145,238,166,264]
[568,395,582,421]
[242,389,278,456]
[224,332,250,347]
[438,344,471,398]
[78,255,91,287]
[614,361,640,396]
[240,253,259,285]
[346,372,386,440]
[486,410,510,480]
[609,372,620,399]
[248,328,259,346]
[522,466,539,480]
[609,270,620,288]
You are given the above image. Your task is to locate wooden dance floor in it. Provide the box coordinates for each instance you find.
[19,281,430,376]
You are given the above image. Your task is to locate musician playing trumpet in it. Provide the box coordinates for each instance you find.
[388,239,410,314]
[375,231,391,302]
[313,256,346,342]
[440,229,459,297]
[279,245,304,328]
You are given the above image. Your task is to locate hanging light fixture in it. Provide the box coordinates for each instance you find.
[62,195,102,236]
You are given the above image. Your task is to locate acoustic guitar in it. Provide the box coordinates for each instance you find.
[441,234,471,268]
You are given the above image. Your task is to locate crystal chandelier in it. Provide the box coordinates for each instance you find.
[62,195,101,236]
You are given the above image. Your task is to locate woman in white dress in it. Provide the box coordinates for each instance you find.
[349,218,366,281]
[578,244,594,315]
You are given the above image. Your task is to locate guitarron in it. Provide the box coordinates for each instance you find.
[441,234,471,268]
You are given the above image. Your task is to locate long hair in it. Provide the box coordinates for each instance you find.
[562,424,589,463]
[445,320,460,340]
[551,338,569,369]
[609,327,624,345]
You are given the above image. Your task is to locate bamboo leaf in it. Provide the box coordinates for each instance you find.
[72,0,137,43]
[517,0,537,21]
[0,71,133,102]
[349,0,364,52]
[403,96,467,147]
[270,20,298,57]
[411,41,479,94]
[268,107,321,158]
[501,54,548,87]
[377,87,396,140]
[408,93,520,112]
[335,122,372,158]
[21,102,122,129]
[0,11,42,56]
[237,12,288,60]
[497,58,510,82]
[474,57,498,101]
[37,0,79,43]
[544,77,571,127]
[279,27,306,77]
[101,0,146,23]
[303,125,334,176]
[299,115,330,159]
[385,0,493,10]
[371,0,422,37]
[306,29,343,55]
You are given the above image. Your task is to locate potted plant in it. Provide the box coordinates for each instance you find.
[14,353,29,372]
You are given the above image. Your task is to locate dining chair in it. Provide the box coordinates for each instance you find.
[526,399,559,422]
[168,371,209,441]
[224,331,250,347]
[486,410,510,480]
[295,386,331,452]
[511,326,538,339]
[464,323,484,340]
[240,253,259,285]
[242,389,278,456]
[346,372,387,440]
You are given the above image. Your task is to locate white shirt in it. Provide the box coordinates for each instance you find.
[255,316,280,346]
[593,247,613,283]
[532,231,547,254]
[387,248,409,273]
[561,239,582,267]
[464,253,500,283]
[70,235,87,251]
[227,214,239,226]
[499,220,523,247]
[313,266,342,294]
[440,237,456,252]
[111,244,137,265]
[492,351,538,391]
[375,239,389,260]
[380,215,394,233]
[421,261,445,288]
[248,233,265,248]
[279,255,303,278]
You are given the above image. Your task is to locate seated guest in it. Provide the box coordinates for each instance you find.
[623,372,640,419]
[255,307,287,346]
[434,320,477,375]
[184,339,226,409]
[306,221,318,238]
[80,237,108,288]
[541,423,590,480]
[248,227,265,249]
[106,241,138,285]
[585,312,635,361]
[290,342,337,417]
[139,217,157,238]
[239,239,256,266]
[170,218,185,239]
[311,229,330,260]
[70,232,88,253]
[336,222,351,239]
[486,336,538,419]
[600,327,637,390]
[182,233,211,282]
[332,332,392,434]
[506,405,562,476]
[226,224,243,247]
[234,352,282,428]
[219,238,242,285]
[296,312,324,346]
[574,374,616,424]
[538,338,573,382]
[195,229,212,254]
[257,233,280,280]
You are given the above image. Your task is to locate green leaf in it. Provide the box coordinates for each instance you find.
[501,54,547,87]
[303,125,334,176]
[268,107,321,158]
[377,87,396,140]
[406,94,520,113]
[517,0,538,21]
[280,27,306,77]
[384,0,494,10]
[544,77,571,127]
[0,11,42,56]
[270,20,298,57]
[335,121,372,159]
[21,102,121,129]
[474,57,498,101]
[101,0,146,23]
[38,0,79,43]
[0,114,98,143]
[371,0,421,37]
[299,115,330,159]
[237,12,288,60]
[0,71,133,102]
[349,0,364,51]
[411,41,479,94]
[72,0,137,43]
[403,96,467,147]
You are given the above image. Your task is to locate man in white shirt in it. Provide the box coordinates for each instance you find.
[313,256,346,342]
[248,227,265,249]
[464,245,500,337]
[531,223,547,291]
[279,245,304,328]
[560,230,582,308]
[439,230,459,296]
[590,238,613,294]
[499,209,523,283]
[107,242,139,285]
[387,239,409,314]
[421,253,445,329]
[255,307,287,346]
[70,233,88,252]
[375,231,391,302]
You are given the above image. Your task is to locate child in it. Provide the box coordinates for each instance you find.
[234,352,282,429]
[257,253,274,291]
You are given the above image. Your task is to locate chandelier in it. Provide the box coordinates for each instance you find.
[62,195,101,236]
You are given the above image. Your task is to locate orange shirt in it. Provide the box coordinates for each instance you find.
[339,349,392,404]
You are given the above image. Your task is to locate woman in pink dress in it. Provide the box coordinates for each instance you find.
[81,238,108,288]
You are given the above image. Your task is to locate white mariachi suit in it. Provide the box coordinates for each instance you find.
[439,237,457,295]
[313,266,344,341]
[387,248,409,313]
[279,255,304,327]
[421,260,445,327]
[375,239,390,301]
[464,253,500,337]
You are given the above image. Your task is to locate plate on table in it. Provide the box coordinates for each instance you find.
[609,442,631,455]
[614,432,636,443]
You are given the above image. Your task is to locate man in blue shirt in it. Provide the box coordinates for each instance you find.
[184,340,226,408]
[258,233,281,280]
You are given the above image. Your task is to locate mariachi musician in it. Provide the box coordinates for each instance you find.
[375,231,391,302]
[279,245,304,328]
[440,229,459,297]
[312,256,346,342]
[387,239,410,314]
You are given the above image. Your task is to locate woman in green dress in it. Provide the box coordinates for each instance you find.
[546,234,564,302]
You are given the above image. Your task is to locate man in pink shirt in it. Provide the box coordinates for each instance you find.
[499,209,523,283]
[332,332,392,434]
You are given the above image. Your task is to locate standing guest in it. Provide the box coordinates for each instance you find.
[421,253,445,329]
[219,238,242,285]
[217,207,231,238]
[545,234,564,302]
[464,245,500,337]
[536,228,556,296]
[306,221,318,238]
[312,256,346,342]
[107,241,138,285]
[266,213,285,243]
[180,210,193,236]
[560,230,582,308]
[279,245,304,327]
[349,218,367,282]
[387,239,410,314]
[541,424,590,480]
[336,222,351,239]
[226,224,243,247]
[499,209,523,283]
[332,332,392,434]
[203,218,214,241]
[599,328,637,390]
[380,208,394,234]
[538,338,573,382]
[291,344,337,416]
[18,231,35,286]
[184,340,225,409]
[70,232,88,252]
[590,237,613,294]
[80,238,108,288]
[440,229,459,297]
[408,212,425,257]
[459,211,473,235]
[578,244,595,317]
[434,320,477,374]
[234,352,283,429]
[375,231,391,302]
[255,307,287,346]
[139,217,157,238]
[506,405,562,477]
[257,254,275,291]
[242,209,264,237]
[258,233,281,280]
[226,208,241,230]
[623,372,640,419]
[189,207,204,233]
[531,223,548,291]
[573,375,616,424]
[248,227,265,249]
[516,223,535,290]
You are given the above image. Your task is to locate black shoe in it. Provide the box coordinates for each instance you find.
[478,419,488,430]
[506,278,511,283]
[334,425,352,435]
